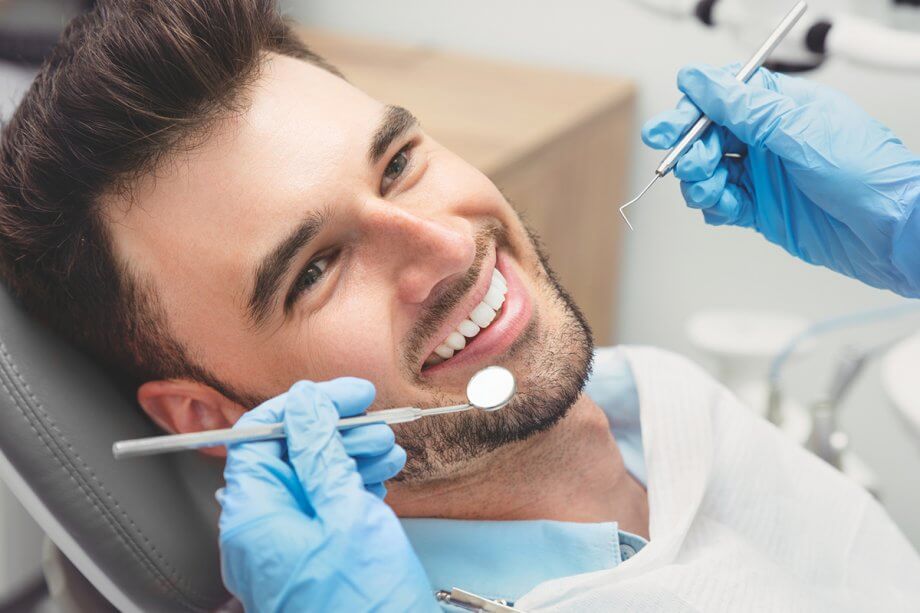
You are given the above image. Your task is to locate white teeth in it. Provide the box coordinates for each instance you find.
[482,284,505,311]
[445,331,466,351]
[458,319,480,338]
[469,303,497,328]
[424,354,444,367]
[434,344,455,359]
[423,266,510,368]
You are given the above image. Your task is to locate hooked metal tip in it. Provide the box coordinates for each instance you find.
[618,174,659,231]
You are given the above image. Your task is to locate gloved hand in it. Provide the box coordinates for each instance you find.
[218,378,439,612]
[642,63,920,298]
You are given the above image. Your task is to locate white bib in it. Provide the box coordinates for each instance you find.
[516,346,920,612]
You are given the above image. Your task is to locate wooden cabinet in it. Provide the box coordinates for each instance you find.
[299,28,635,342]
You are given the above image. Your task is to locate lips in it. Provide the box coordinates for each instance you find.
[422,267,508,368]
[419,250,533,377]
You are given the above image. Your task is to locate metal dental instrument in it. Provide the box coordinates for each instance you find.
[112,366,516,459]
[618,0,808,231]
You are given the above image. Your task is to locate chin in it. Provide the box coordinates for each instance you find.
[394,225,594,482]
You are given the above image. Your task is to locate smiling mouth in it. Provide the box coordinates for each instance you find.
[421,267,508,369]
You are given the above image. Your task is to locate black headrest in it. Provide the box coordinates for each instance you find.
[0,284,229,611]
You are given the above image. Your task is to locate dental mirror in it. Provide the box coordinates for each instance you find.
[113,366,517,459]
[465,365,516,412]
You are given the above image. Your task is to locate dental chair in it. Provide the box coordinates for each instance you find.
[0,284,231,612]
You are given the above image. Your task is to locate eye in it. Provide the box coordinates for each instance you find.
[380,144,412,194]
[292,256,330,296]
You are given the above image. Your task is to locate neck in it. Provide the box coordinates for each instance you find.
[387,394,649,538]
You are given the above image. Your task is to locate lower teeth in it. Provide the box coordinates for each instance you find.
[424,306,503,368]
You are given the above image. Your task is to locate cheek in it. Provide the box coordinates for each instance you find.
[424,149,506,211]
[429,150,534,256]
[293,295,403,406]
[426,153,538,261]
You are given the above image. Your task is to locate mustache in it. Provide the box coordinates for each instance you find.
[404,223,503,376]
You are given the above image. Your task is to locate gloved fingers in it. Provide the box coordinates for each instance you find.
[354,445,407,485]
[228,393,289,458]
[365,482,387,499]
[721,129,746,157]
[641,96,700,150]
[340,423,396,457]
[677,63,798,149]
[313,377,376,418]
[220,441,306,533]
[717,61,744,76]
[283,381,366,511]
[724,156,747,184]
[680,164,729,210]
[217,470,306,537]
[702,205,730,227]
[760,67,825,105]
[701,182,754,227]
[674,128,722,182]
[221,394,300,520]
[235,392,287,426]
[641,62,741,151]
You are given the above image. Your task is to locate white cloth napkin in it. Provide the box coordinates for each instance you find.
[516,346,920,612]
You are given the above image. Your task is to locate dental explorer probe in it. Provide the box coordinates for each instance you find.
[112,366,516,459]
[618,0,808,230]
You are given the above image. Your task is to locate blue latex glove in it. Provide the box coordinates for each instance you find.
[642,63,920,298]
[218,378,439,612]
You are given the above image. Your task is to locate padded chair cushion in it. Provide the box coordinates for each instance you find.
[0,285,229,612]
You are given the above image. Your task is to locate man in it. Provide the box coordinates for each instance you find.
[0,1,917,611]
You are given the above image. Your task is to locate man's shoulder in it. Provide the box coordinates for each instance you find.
[592,345,727,412]
[588,345,729,419]
[593,344,713,384]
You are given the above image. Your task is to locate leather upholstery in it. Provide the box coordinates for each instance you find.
[0,285,229,611]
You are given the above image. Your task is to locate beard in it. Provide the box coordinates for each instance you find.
[393,224,594,482]
[217,219,594,483]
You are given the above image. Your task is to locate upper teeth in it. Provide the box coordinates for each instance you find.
[425,268,508,367]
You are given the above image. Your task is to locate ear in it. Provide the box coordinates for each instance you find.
[137,379,247,458]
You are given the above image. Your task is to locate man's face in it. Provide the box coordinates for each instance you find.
[109,54,592,480]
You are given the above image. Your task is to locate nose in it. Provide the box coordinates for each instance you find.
[361,202,475,305]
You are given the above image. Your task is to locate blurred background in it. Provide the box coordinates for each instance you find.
[1,0,919,609]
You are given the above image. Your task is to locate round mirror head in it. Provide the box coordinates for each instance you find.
[466,366,516,412]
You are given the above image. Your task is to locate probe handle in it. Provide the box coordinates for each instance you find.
[112,423,286,459]
[654,0,808,176]
[337,407,421,428]
[112,407,423,459]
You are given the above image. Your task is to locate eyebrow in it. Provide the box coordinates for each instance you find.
[368,105,419,165]
[245,107,418,327]
[246,209,327,327]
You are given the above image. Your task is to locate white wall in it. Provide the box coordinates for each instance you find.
[284,0,920,545]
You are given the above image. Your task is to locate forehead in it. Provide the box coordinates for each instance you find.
[107,53,382,294]
[175,52,383,204]
[103,55,384,271]
[235,53,382,178]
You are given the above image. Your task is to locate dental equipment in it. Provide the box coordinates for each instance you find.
[436,587,523,612]
[631,0,920,74]
[806,337,899,487]
[761,304,920,496]
[618,0,808,230]
[767,303,920,425]
[111,366,516,459]
[767,302,920,417]
[806,346,867,470]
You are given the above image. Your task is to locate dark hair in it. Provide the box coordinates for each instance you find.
[0,0,338,405]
